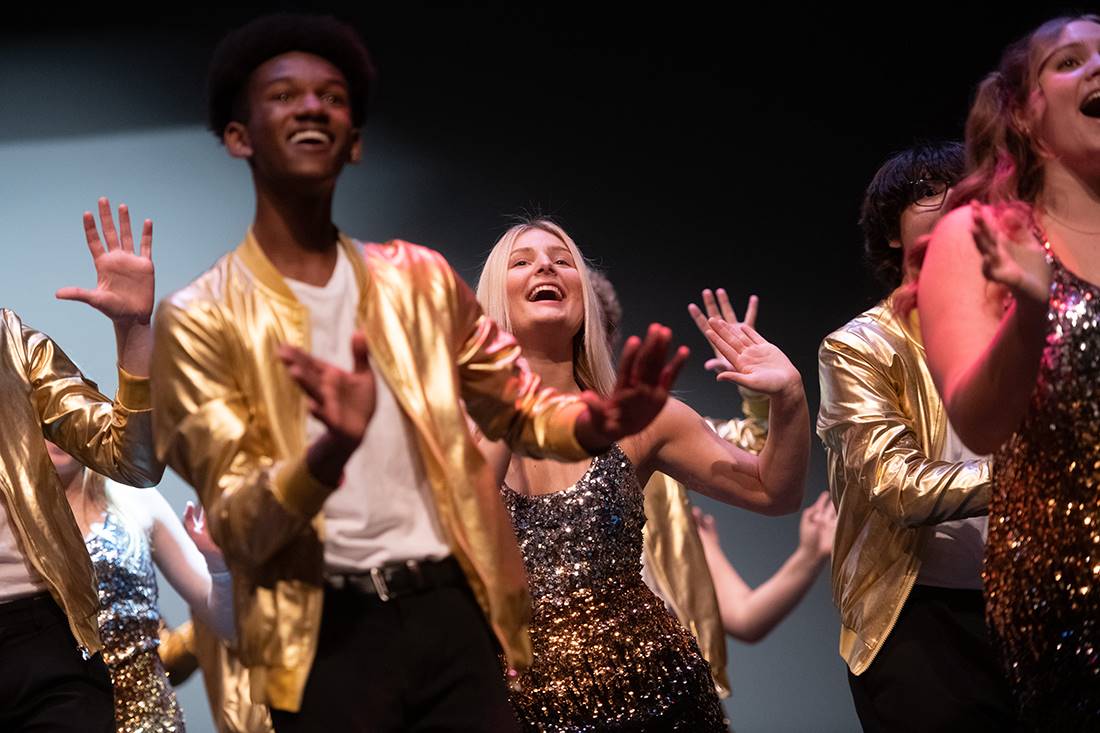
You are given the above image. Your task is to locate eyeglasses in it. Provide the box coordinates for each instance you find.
[908,178,950,210]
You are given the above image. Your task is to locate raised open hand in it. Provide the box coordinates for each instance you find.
[183,501,227,573]
[277,332,376,451]
[56,197,154,325]
[576,323,689,452]
[688,289,759,374]
[797,491,836,560]
[970,200,1051,306]
[704,318,800,396]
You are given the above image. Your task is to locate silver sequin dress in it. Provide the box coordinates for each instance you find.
[986,252,1100,729]
[502,444,728,732]
[86,509,185,732]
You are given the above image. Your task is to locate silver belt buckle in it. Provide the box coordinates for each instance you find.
[369,566,391,602]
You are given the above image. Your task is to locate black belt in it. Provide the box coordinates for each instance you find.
[325,556,464,601]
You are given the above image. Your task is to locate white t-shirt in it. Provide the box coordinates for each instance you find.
[0,493,48,602]
[914,423,989,590]
[285,248,451,573]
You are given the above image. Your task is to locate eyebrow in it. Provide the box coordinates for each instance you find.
[263,76,349,88]
[1039,40,1097,71]
[510,246,572,258]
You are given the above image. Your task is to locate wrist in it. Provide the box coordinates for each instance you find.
[792,545,826,569]
[574,408,612,455]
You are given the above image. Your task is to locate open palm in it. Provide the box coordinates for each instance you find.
[705,319,800,395]
[56,197,154,324]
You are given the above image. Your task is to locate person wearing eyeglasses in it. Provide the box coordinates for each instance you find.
[816,142,1019,731]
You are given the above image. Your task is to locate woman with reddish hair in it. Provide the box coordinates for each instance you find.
[918,14,1100,728]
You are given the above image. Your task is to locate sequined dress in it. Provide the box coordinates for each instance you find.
[502,445,728,732]
[87,509,185,732]
[986,252,1100,729]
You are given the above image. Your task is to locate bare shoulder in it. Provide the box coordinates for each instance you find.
[109,483,174,525]
[926,205,981,266]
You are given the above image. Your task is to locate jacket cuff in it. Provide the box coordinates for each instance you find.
[272,455,338,519]
[116,366,152,411]
[738,386,770,421]
[555,401,593,460]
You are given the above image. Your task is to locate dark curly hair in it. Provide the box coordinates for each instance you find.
[859,142,964,291]
[207,13,377,139]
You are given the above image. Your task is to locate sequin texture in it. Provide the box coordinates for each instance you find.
[987,256,1100,728]
[87,510,185,732]
[502,445,728,732]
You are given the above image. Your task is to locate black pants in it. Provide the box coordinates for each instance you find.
[271,579,521,733]
[847,585,1020,733]
[0,593,113,733]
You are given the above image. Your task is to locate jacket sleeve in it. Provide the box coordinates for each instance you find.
[152,298,334,570]
[708,387,770,455]
[19,312,163,487]
[816,333,989,528]
[451,275,590,462]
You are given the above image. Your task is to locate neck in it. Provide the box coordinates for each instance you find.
[514,329,581,393]
[1039,159,1100,232]
[252,177,340,285]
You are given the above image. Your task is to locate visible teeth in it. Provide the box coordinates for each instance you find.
[529,284,563,301]
[290,130,330,144]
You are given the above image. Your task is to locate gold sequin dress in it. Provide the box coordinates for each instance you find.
[986,251,1100,729]
[87,510,185,732]
[502,445,728,732]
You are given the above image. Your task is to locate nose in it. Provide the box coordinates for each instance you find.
[296,91,328,117]
[534,252,557,273]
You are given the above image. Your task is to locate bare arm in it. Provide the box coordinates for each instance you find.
[918,203,1051,454]
[136,488,236,642]
[694,493,833,642]
[642,321,808,515]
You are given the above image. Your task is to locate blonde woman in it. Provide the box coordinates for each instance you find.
[475,218,810,731]
[50,440,234,733]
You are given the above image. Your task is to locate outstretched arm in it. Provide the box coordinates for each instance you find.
[639,321,808,515]
[694,493,834,643]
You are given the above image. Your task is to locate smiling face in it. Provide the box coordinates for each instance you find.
[1029,20,1100,174]
[225,51,361,188]
[505,227,586,343]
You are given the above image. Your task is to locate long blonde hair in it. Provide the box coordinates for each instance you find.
[476,218,617,397]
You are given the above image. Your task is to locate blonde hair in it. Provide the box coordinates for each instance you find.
[75,469,147,547]
[477,218,617,396]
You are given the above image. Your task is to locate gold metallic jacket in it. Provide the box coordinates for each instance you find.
[0,309,160,653]
[817,299,989,675]
[152,232,588,712]
[642,390,768,699]
[160,620,273,733]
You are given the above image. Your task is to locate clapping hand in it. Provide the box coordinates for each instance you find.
[970,200,1051,306]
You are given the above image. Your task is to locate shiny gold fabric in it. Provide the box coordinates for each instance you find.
[642,389,769,698]
[160,620,273,733]
[0,308,160,653]
[817,299,989,675]
[152,231,589,712]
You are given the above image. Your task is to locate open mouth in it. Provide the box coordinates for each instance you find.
[527,284,564,302]
[288,129,334,147]
[1080,90,1100,118]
